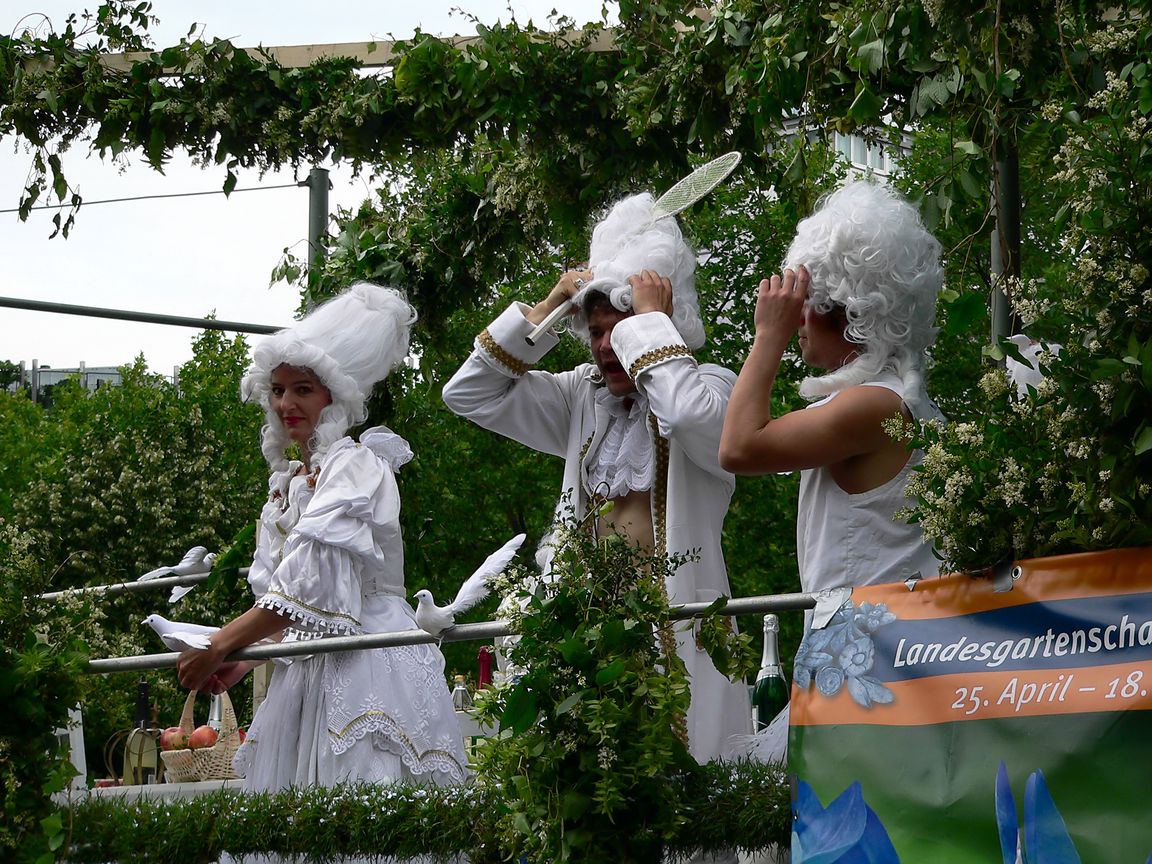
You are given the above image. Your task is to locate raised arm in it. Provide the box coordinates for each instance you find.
[442,275,592,457]
[720,267,903,475]
[610,269,736,479]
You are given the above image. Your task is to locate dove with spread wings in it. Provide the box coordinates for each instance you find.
[137,546,217,603]
[414,533,527,637]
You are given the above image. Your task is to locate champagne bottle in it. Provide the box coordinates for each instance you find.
[133,679,150,730]
[751,614,790,732]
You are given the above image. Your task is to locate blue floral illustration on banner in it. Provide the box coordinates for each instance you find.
[792,778,900,863]
[995,762,1085,864]
[795,599,896,708]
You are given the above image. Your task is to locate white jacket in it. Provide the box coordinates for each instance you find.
[443,302,752,761]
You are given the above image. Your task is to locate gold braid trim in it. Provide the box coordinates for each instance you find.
[330,710,467,779]
[648,414,687,747]
[578,432,595,467]
[628,345,693,380]
[477,328,530,377]
[577,433,597,535]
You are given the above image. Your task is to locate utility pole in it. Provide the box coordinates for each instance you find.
[302,167,330,310]
[990,146,1022,346]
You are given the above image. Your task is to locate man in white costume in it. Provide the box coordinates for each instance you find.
[442,192,751,766]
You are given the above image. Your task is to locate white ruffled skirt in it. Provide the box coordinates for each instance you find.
[233,595,467,792]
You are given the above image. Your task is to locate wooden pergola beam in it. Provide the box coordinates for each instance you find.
[93,28,618,73]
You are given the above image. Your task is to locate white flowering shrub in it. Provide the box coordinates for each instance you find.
[905,29,1152,572]
[3,330,266,767]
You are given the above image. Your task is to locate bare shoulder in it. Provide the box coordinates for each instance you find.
[812,384,905,431]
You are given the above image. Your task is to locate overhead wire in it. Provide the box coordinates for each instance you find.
[0,181,302,214]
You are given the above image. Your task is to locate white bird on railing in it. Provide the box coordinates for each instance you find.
[142,613,219,652]
[137,546,218,603]
[414,533,527,638]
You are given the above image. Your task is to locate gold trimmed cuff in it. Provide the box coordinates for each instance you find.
[628,345,693,380]
[477,328,531,377]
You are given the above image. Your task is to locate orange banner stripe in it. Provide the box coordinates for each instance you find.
[851,546,1152,622]
[791,660,1152,726]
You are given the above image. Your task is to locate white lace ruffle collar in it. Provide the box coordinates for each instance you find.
[586,390,654,497]
[320,425,414,472]
[357,425,414,471]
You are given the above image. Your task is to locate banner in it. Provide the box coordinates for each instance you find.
[789,546,1152,863]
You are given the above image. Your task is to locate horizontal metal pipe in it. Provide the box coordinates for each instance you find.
[86,593,817,674]
[40,570,250,601]
[0,295,281,335]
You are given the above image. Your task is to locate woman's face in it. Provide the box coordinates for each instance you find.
[269,365,332,448]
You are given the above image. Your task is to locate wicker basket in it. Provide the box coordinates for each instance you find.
[159,690,242,783]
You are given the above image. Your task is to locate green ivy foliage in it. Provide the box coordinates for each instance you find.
[462,508,761,862]
[473,526,694,862]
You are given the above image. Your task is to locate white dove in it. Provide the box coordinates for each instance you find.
[136,546,218,603]
[143,613,219,652]
[414,533,526,637]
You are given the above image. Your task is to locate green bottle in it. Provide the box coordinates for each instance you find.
[752,613,790,731]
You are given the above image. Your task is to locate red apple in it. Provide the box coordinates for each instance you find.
[159,726,188,751]
[187,725,218,750]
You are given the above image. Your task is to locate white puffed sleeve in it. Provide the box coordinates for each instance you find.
[254,439,401,635]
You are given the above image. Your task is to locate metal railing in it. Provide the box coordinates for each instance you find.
[40,569,231,602]
[85,592,817,674]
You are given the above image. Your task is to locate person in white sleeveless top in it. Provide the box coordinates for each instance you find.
[719,179,945,776]
[177,284,467,797]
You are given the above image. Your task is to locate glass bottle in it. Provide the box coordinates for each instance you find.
[751,613,790,732]
[451,674,473,711]
[207,693,224,731]
[133,679,150,730]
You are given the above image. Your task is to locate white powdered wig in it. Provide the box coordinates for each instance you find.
[567,192,706,350]
[785,180,942,413]
[241,283,417,470]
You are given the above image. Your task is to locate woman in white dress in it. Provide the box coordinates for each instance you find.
[177,283,467,791]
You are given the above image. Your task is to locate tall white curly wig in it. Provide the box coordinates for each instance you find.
[240,282,417,470]
[567,192,706,350]
[785,180,942,412]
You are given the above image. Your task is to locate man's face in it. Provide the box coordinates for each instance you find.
[588,305,638,397]
[798,304,857,372]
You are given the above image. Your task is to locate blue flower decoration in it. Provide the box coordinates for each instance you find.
[792,779,900,863]
[995,762,1081,864]
[839,636,875,677]
[795,599,895,709]
[815,665,846,697]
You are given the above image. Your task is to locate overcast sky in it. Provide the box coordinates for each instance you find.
[1,1,612,374]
